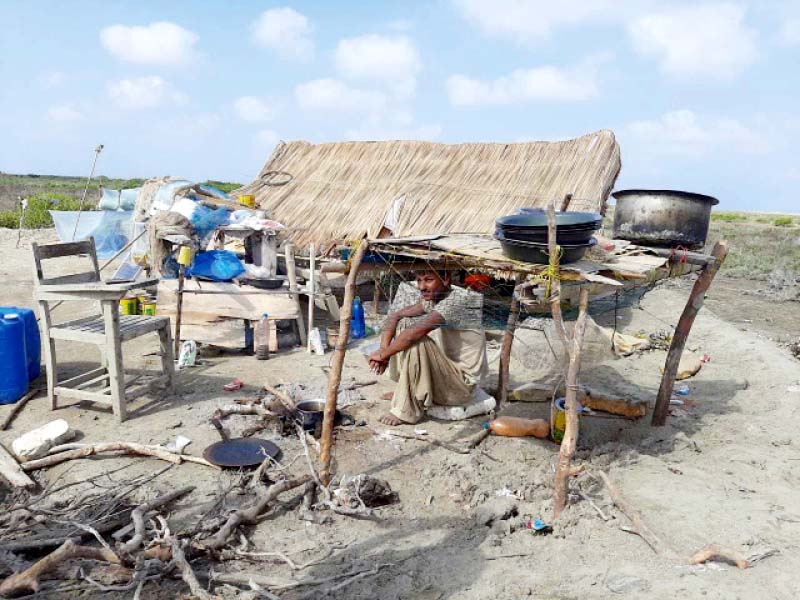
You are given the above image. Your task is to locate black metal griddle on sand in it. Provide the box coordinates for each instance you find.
[204,417,282,468]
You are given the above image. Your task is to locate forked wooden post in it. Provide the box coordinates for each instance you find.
[497,294,521,409]
[553,286,590,517]
[319,237,369,485]
[651,241,728,426]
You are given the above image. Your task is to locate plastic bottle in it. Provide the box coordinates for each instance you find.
[351,297,366,339]
[485,416,549,438]
[255,313,270,360]
[0,314,29,404]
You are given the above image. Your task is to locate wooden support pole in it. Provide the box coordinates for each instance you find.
[651,241,728,426]
[174,264,185,357]
[497,293,520,409]
[307,243,316,353]
[285,242,307,347]
[553,286,590,518]
[319,237,368,486]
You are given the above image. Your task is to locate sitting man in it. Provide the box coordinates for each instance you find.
[367,269,489,425]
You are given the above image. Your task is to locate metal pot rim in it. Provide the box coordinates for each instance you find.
[612,189,719,206]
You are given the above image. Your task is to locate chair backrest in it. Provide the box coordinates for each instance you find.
[31,237,101,286]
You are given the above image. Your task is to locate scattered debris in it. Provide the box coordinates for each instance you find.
[12,419,75,460]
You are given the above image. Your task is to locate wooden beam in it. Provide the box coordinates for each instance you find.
[319,237,368,486]
[497,294,520,409]
[651,241,728,426]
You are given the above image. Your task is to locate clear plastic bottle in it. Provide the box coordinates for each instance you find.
[255,313,270,360]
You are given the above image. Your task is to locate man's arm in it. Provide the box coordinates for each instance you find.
[369,308,444,373]
[380,301,426,350]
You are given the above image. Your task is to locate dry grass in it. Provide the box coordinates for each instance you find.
[235,130,621,246]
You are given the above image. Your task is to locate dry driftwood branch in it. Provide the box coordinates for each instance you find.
[214,405,275,420]
[378,428,490,455]
[0,388,41,431]
[691,544,748,569]
[200,475,311,551]
[497,295,521,409]
[119,486,195,555]
[263,383,297,412]
[0,443,36,489]
[170,536,213,599]
[596,471,676,558]
[0,539,120,596]
[21,443,219,472]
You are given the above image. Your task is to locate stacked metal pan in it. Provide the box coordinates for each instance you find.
[494,210,602,264]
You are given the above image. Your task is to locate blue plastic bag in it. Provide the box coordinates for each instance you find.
[190,205,230,244]
[186,250,245,282]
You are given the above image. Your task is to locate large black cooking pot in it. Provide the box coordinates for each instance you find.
[612,189,719,248]
[495,212,601,246]
[495,231,596,264]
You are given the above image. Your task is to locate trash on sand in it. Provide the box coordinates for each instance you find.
[517,518,553,535]
[223,379,244,392]
[308,327,325,355]
[177,340,197,369]
[486,415,549,438]
[12,419,75,460]
[164,435,192,455]
[414,428,427,435]
[673,384,690,396]
[427,386,495,421]
[660,351,702,380]
[700,353,712,363]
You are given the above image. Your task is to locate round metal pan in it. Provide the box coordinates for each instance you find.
[203,438,282,469]
[496,227,597,245]
[494,232,596,264]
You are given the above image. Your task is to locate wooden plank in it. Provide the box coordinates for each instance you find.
[58,367,107,389]
[55,386,113,404]
[0,443,35,489]
[176,320,246,348]
[157,280,299,320]
[49,328,106,344]
[34,240,94,259]
[102,300,127,422]
[39,272,100,285]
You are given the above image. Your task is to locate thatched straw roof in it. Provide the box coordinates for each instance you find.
[236,130,621,246]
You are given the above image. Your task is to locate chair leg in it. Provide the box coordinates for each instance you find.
[158,323,175,389]
[37,301,58,411]
[102,302,127,422]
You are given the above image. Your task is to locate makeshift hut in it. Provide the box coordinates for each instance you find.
[235,130,621,246]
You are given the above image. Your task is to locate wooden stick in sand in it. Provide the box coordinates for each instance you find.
[319,236,368,486]
[0,387,41,430]
[497,294,520,409]
[652,241,728,426]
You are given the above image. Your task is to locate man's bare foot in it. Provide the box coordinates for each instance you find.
[380,392,393,401]
[379,412,405,426]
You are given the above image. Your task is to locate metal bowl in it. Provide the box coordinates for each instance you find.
[495,232,596,264]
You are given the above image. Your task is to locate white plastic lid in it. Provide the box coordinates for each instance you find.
[3,314,19,320]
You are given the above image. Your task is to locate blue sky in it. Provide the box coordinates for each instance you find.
[1,1,798,211]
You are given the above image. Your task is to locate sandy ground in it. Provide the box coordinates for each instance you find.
[1,228,799,599]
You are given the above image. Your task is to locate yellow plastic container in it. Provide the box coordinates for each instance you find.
[551,397,584,443]
[140,302,157,316]
[119,297,138,315]
[238,194,256,208]
[177,246,193,266]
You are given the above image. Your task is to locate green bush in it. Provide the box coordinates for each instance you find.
[0,211,20,229]
[14,193,97,229]
[711,212,747,222]
[773,216,794,227]
[203,180,242,194]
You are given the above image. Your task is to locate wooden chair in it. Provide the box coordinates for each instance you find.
[32,237,175,422]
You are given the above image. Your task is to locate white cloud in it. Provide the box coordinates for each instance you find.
[233,96,274,122]
[47,105,83,123]
[295,78,388,113]
[452,0,613,43]
[626,110,769,156]
[107,76,188,110]
[251,7,314,62]
[446,62,600,106]
[628,4,757,80]
[39,71,65,89]
[334,34,421,97]
[100,22,198,66]
[780,19,800,46]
